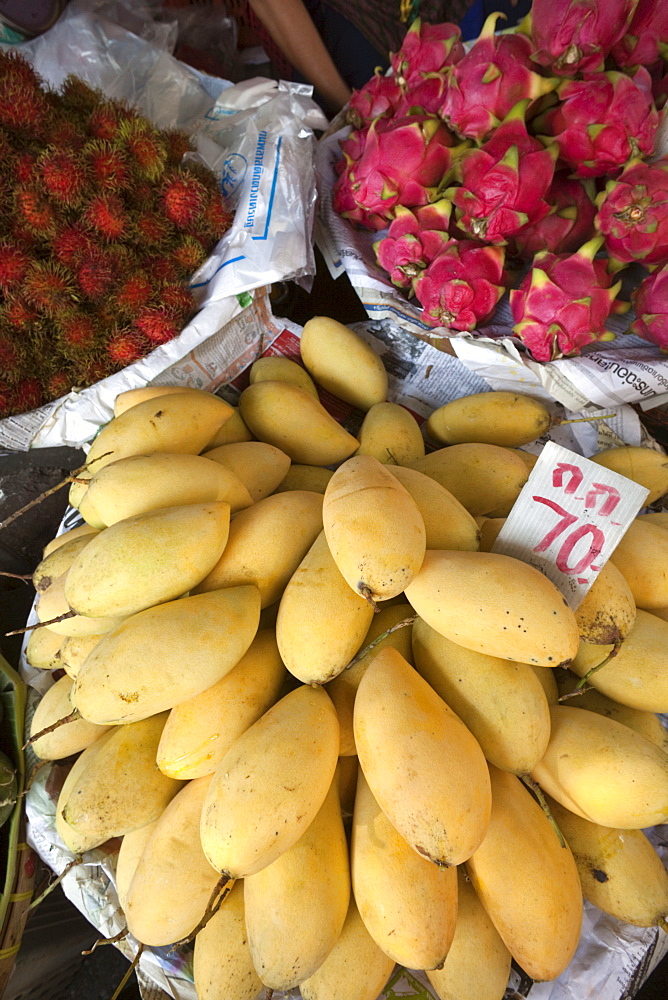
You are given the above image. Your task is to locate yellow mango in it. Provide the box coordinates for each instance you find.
[239,381,359,465]
[547,797,668,930]
[409,443,528,516]
[404,550,579,666]
[30,675,111,760]
[204,441,290,501]
[636,512,668,530]
[569,609,668,712]
[33,534,96,593]
[354,647,491,867]
[42,523,99,557]
[589,446,668,504]
[25,627,63,670]
[65,502,231,619]
[300,896,395,1000]
[113,384,201,417]
[555,672,668,752]
[478,517,505,552]
[74,587,261,725]
[412,617,551,774]
[531,705,668,828]
[575,559,636,643]
[59,714,181,850]
[200,685,339,877]
[203,406,253,449]
[116,820,159,913]
[337,754,358,817]
[356,402,425,464]
[609,520,668,609]
[193,881,262,1000]
[530,663,559,705]
[465,765,582,982]
[326,602,414,755]
[37,573,125,637]
[387,465,480,551]
[426,868,511,1000]
[506,447,539,470]
[323,456,426,603]
[274,464,333,494]
[351,768,457,969]
[276,531,375,686]
[58,634,104,679]
[156,628,286,779]
[426,391,552,447]
[244,773,350,991]
[249,355,318,397]
[55,731,116,853]
[300,316,388,410]
[76,493,106,530]
[124,775,221,946]
[69,391,233,507]
[652,606,668,622]
[194,491,323,607]
[80,453,252,527]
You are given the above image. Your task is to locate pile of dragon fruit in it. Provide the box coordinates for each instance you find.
[332,0,668,362]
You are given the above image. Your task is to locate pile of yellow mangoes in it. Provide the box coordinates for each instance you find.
[24,314,668,1000]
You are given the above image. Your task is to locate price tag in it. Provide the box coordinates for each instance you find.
[492,442,650,609]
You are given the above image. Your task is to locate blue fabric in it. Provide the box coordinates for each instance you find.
[459,0,485,40]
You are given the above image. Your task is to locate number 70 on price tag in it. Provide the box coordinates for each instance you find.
[492,442,650,610]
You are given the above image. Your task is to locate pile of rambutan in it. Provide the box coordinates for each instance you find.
[0,50,233,418]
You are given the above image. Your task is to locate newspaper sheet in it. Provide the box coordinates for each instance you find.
[19,299,668,1000]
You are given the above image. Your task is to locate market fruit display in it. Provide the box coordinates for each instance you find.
[0,52,233,418]
[333,3,668,357]
[16,316,668,1000]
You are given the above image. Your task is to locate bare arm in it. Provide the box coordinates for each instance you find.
[248,0,352,112]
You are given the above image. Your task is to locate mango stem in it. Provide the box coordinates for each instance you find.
[575,642,622,690]
[29,855,83,910]
[344,615,417,671]
[358,584,379,612]
[109,943,144,1000]
[555,414,616,425]
[168,873,232,952]
[24,709,82,749]
[6,611,76,636]
[82,926,128,955]
[520,774,566,848]
[0,450,113,531]
[558,684,592,702]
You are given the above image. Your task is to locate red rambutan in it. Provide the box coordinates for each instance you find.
[46,371,73,399]
[73,356,111,386]
[15,188,57,237]
[39,148,88,206]
[86,141,131,193]
[161,172,208,228]
[106,331,147,366]
[88,100,126,141]
[0,333,20,371]
[15,152,38,186]
[3,295,38,330]
[144,256,179,284]
[52,225,93,266]
[23,262,75,317]
[126,133,167,182]
[13,377,43,412]
[160,283,195,321]
[76,248,116,300]
[58,311,98,352]
[59,75,101,117]
[0,243,30,290]
[46,118,86,151]
[82,194,129,241]
[0,50,44,94]
[134,211,171,246]
[115,273,153,317]
[133,306,181,345]
[171,235,208,275]
[0,55,50,134]
[204,194,234,239]
[0,383,14,417]
[163,129,195,165]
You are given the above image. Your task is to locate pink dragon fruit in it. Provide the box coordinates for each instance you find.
[394,72,451,118]
[630,265,668,349]
[413,240,506,331]
[595,157,668,268]
[510,236,620,361]
[440,13,557,144]
[530,0,639,75]
[654,69,668,109]
[512,172,597,259]
[444,102,558,244]
[333,114,463,231]
[611,0,668,69]
[534,68,658,178]
[373,201,452,288]
[391,18,464,87]
[346,73,402,129]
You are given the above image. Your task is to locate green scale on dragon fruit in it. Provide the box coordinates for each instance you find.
[511,171,597,260]
[529,0,639,75]
[630,265,668,351]
[509,235,622,362]
[439,12,557,144]
[532,68,659,178]
[595,158,668,270]
[443,101,559,244]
